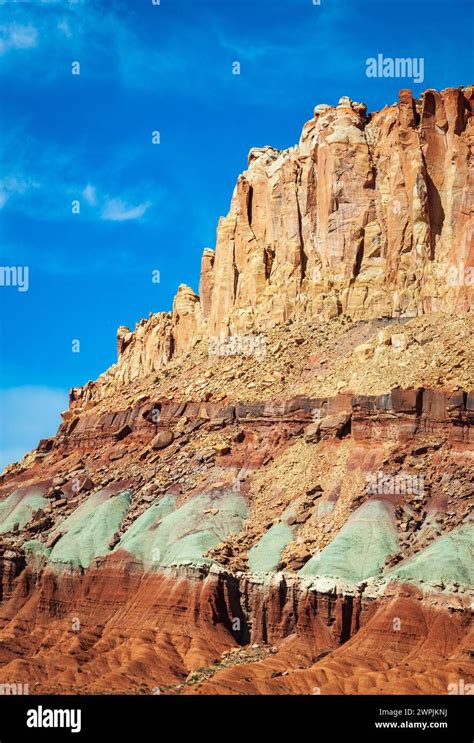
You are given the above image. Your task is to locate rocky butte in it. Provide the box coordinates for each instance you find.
[0,87,473,695]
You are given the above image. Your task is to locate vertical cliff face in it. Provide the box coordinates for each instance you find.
[69,87,473,406]
[206,87,474,335]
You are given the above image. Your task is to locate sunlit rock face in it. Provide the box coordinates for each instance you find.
[69,87,474,407]
[207,87,474,335]
[0,88,473,696]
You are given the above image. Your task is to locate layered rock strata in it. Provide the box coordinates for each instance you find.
[70,87,474,407]
[30,388,473,457]
[0,87,473,696]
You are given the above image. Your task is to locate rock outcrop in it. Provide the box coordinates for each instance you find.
[206,87,474,333]
[0,88,473,697]
[69,87,473,407]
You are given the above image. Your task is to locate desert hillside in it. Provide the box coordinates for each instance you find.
[0,86,473,696]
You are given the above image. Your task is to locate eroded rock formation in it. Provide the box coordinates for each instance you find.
[0,88,473,696]
[67,87,474,408]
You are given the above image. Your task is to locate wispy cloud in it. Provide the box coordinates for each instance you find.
[82,183,97,206]
[215,28,285,63]
[0,0,359,98]
[101,197,152,222]
[0,2,163,88]
[57,18,72,39]
[0,174,39,209]
[0,23,38,55]
[0,129,158,223]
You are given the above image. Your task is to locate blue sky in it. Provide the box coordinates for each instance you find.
[0,0,473,468]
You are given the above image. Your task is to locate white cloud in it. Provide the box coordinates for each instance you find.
[101,197,152,222]
[57,19,72,38]
[82,183,97,206]
[0,23,38,55]
[0,386,69,471]
[0,175,37,209]
[0,129,159,224]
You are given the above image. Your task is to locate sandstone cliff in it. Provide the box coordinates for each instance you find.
[70,87,473,407]
[0,88,473,696]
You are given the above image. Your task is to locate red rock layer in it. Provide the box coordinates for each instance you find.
[0,564,470,695]
[31,388,473,460]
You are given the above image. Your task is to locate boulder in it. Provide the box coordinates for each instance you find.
[391,334,408,353]
[304,421,321,443]
[319,414,351,439]
[354,343,374,362]
[78,477,94,493]
[213,443,231,455]
[151,431,174,450]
